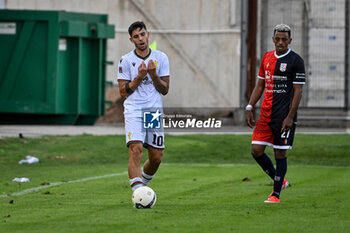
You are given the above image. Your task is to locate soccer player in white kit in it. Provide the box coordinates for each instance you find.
[117,21,170,192]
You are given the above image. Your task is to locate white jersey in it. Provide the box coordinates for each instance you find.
[117,49,170,117]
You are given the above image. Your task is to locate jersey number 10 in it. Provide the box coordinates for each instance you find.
[152,134,164,146]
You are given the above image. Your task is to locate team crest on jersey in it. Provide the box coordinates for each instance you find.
[132,62,136,67]
[280,63,287,72]
[154,60,158,68]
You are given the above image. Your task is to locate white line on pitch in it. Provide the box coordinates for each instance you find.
[0,171,128,198]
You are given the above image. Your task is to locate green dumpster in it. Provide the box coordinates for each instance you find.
[0,10,114,125]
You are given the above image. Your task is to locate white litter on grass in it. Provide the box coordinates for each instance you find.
[19,155,39,164]
[12,177,30,183]
[1,171,128,198]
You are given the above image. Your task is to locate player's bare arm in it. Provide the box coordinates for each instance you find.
[246,79,265,128]
[281,84,303,132]
[147,59,169,95]
[118,62,147,98]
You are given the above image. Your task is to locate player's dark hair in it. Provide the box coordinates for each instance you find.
[273,24,291,38]
[128,21,147,36]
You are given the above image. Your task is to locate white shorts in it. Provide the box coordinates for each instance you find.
[125,117,165,149]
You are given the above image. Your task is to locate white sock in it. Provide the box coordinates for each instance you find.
[130,177,143,191]
[141,170,154,186]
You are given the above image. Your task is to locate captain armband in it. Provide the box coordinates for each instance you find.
[125,83,134,95]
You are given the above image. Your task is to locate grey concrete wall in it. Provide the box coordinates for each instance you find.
[4,0,242,108]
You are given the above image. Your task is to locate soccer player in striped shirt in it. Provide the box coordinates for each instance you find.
[246,24,305,203]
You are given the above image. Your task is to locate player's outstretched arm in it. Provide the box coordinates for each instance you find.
[147,59,169,95]
[246,79,265,128]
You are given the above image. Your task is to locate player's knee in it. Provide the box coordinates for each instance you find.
[251,148,262,158]
[129,144,143,158]
[251,145,266,158]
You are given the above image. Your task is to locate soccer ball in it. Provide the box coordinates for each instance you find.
[132,186,157,209]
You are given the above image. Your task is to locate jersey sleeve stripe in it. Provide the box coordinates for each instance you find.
[160,75,170,79]
[293,81,305,84]
[257,75,265,80]
[118,79,130,81]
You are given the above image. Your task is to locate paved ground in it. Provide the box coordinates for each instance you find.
[0,124,348,138]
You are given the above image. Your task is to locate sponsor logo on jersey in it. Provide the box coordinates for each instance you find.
[280,63,287,72]
[132,62,136,67]
[272,75,287,81]
[266,89,287,94]
[154,60,158,68]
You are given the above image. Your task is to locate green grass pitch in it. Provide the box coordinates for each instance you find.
[0,134,350,233]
